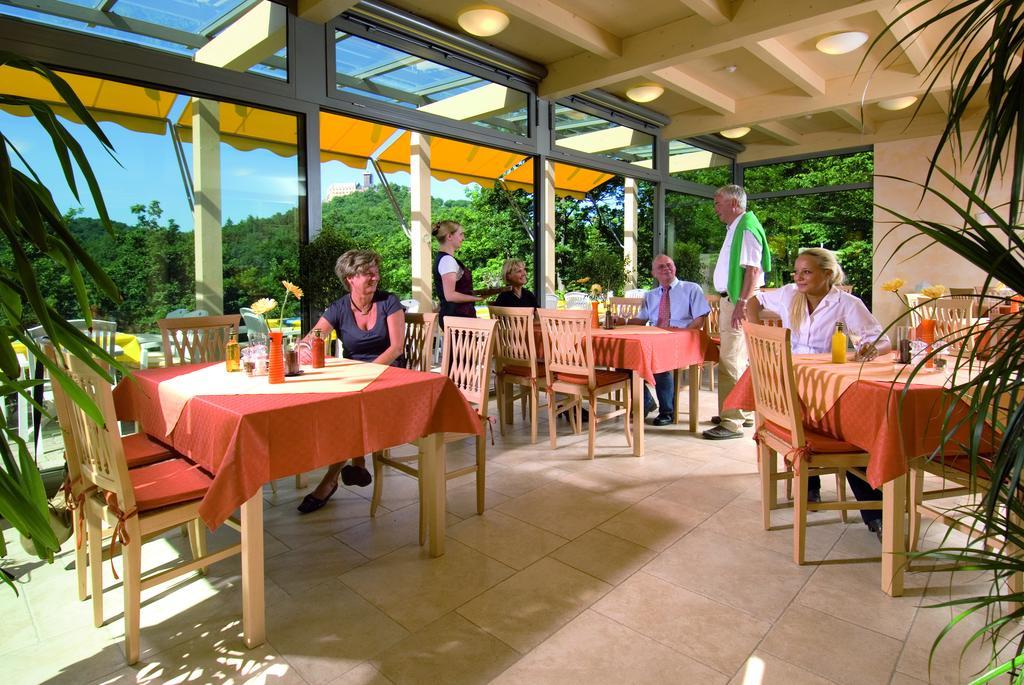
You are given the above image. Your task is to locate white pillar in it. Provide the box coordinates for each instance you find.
[410,132,432,311]
[543,160,557,295]
[624,177,638,288]
[192,98,223,314]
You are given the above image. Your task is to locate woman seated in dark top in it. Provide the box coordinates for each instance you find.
[297,249,406,514]
[492,259,537,308]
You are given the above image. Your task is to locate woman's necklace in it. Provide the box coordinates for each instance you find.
[351,298,373,316]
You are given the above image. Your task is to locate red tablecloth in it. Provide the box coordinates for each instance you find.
[114,363,481,528]
[536,325,716,383]
[724,362,994,488]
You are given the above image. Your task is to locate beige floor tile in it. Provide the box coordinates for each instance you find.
[494,481,633,539]
[597,493,708,550]
[324,662,395,685]
[727,652,837,685]
[445,482,510,519]
[644,527,815,621]
[341,539,514,631]
[896,597,1001,685]
[489,609,728,684]
[263,488,375,550]
[796,556,920,640]
[889,673,929,685]
[265,535,369,597]
[593,571,772,674]
[458,557,611,653]
[4,623,126,685]
[447,510,568,570]
[701,494,846,561]
[760,605,902,685]
[555,466,665,503]
[648,468,747,516]
[588,449,705,482]
[268,580,408,685]
[374,612,519,685]
[549,529,656,585]
[477,462,570,498]
[89,630,306,685]
[0,591,37,656]
[334,504,460,560]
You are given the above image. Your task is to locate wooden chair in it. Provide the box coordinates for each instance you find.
[607,296,643,321]
[702,294,721,391]
[624,288,646,299]
[931,298,976,353]
[489,305,545,444]
[403,312,438,372]
[759,310,784,327]
[743,322,876,564]
[538,310,632,459]
[158,314,240,366]
[45,343,176,600]
[53,351,240,664]
[563,291,589,310]
[370,317,496,544]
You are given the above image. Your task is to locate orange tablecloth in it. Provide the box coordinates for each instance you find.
[537,325,716,383]
[113,362,481,528]
[724,354,994,489]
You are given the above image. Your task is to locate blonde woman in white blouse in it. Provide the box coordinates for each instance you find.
[745,247,890,539]
[747,248,891,358]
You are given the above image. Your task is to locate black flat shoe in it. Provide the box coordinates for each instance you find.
[297,483,337,514]
[341,464,372,487]
[652,414,673,426]
[867,519,883,542]
[808,488,821,503]
[702,425,743,440]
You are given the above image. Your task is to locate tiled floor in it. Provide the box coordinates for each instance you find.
[0,387,1007,684]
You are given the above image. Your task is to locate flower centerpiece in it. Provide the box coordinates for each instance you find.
[251,280,304,383]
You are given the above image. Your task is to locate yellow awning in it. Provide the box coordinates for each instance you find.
[376,132,531,190]
[0,66,175,135]
[504,160,614,199]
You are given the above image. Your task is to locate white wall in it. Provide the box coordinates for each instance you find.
[872,134,1010,327]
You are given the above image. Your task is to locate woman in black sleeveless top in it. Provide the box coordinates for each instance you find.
[432,220,481,328]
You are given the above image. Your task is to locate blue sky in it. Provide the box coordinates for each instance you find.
[2,109,474,230]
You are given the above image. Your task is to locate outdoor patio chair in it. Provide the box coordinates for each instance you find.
[400,298,420,314]
[563,291,589,310]
[538,309,632,459]
[743,322,871,565]
[158,314,240,366]
[402,312,437,372]
[607,296,643,321]
[370,317,496,545]
[489,305,546,444]
[624,288,646,299]
[55,350,240,664]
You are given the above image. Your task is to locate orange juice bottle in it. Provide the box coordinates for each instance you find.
[831,322,847,364]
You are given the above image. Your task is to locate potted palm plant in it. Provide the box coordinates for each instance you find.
[0,51,123,592]
[870,1,1024,680]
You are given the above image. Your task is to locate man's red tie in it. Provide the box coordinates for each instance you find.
[657,285,671,327]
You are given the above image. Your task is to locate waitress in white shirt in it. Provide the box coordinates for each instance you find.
[746,247,891,539]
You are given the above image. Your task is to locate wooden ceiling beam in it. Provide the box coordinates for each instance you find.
[748,38,825,97]
[753,121,801,145]
[539,0,890,99]
[833,105,875,134]
[677,0,735,26]
[876,4,931,74]
[490,0,621,59]
[663,65,955,138]
[651,66,736,114]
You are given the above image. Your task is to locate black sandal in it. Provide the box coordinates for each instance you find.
[297,482,338,514]
[341,464,372,487]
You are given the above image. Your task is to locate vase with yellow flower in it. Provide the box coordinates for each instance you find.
[883,278,945,367]
[588,283,604,328]
[252,280,304,383]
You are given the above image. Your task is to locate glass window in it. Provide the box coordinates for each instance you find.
[0,0,288,81]
[667,140,732,187]
[334,30,529,138]
[743,150,873,194]
[665,190,721,291]
[553,104,654,167]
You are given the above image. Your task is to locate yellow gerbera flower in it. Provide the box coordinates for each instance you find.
[881,278,905,292]
[282,280,304,299]
[590,283,603,295]
[250,297,277,315]
[576,277,591,284]
[921,285,947,299]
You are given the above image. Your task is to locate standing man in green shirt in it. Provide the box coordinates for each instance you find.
[704,184,771,440]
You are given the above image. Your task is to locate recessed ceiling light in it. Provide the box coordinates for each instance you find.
[457,5,510,37]
[626,84,665,103]
[724,65,737,74]
[877,96,918,111]
[720,126,751,139]
[815,31,869,55]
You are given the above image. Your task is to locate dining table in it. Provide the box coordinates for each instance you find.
[112,357,481,649]
[580,325,717,456]
[724,353,994,596]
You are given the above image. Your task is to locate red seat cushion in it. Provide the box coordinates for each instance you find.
[761,420,862,454]
[500,363,544,378]
[555,369,630,387]
[123,433,174,468]
[126,458,213,512]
